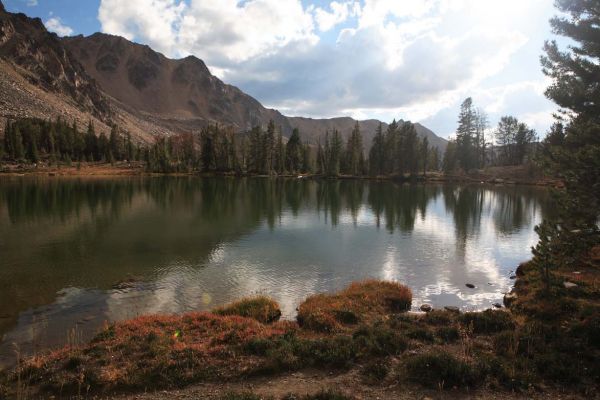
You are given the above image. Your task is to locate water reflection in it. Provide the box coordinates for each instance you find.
[0,177,550,367]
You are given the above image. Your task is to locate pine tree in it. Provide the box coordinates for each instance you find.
[455,98,477,171]
[369,123,385,176]
[286,128,302,173]
[345,122,364,176]
[421,136,429,176]
[265,120,276,174]
[533,0,600,286]
[13,125,24,160]
[275,133,285,174]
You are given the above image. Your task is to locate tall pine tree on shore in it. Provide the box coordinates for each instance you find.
[533,0,600,285]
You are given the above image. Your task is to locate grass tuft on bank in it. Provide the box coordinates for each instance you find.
[213,296,282,324]
[297,280,412,332]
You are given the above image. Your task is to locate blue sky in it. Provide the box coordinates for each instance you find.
[4,0,561,139]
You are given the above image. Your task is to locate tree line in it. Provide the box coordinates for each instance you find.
[2,117,138,165]
[0,105,538,176]
[1,117,441,177]
[443,97,539,173]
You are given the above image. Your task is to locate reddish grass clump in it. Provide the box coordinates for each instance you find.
[10,312,295,394]
[297,280,412,332]
[213,296,282,323]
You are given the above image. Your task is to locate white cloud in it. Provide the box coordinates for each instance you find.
[314,1,358,32]
[26,0,38,6]
[44,17,74,36]
[96,0,557,135]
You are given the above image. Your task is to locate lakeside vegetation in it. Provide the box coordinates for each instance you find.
[2,273,598,398]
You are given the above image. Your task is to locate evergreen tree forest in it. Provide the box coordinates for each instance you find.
[443,97,539,173]
[1,117,440,177]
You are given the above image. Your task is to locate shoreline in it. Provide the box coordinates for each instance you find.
[0,162,562,187]
[1,261,598,399]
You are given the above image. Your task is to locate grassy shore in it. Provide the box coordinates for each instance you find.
[2,261,598,399]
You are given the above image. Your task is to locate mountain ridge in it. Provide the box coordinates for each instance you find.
[0,2,447,151]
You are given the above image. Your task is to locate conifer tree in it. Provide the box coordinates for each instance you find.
[533,0,600,285]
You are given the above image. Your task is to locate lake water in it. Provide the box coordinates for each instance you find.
[0,176,551,367]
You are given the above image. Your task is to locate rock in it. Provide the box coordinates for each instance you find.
[466,283,475,288]
[493,303,502,309]
[516,263,527,276]
[503,292,517,307]
[420,304,432,312]
[563,281,578,289]
[444,306,460,313]
[509,275,517,280]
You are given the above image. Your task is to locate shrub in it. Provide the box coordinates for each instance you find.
[282,390,353,400]
[297,280,412,332]
[492,331,517,357]
[436,326,460,343]
[213,296,282,323]
[405,327,435,343]
[352,325,408,356]
[459,310,514,334]
[361,360,389,383]
[404,350,482,389]
[423,310,455,326]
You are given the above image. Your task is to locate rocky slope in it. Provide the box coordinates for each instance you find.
[0,1,447,150]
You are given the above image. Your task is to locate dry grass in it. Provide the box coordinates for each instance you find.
[297,280,412,332]
[213,296,282,324]
[9,312,296,394]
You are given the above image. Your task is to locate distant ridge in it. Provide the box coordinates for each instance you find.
[0,1,447,151]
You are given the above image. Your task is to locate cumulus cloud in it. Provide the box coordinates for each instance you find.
[26,0,38,6]
[314,1,359,32]
[97,0,557,136]
[44,17,74,36]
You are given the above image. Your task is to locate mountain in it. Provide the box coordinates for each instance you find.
[62,33,292,135]
[0,1,447,151]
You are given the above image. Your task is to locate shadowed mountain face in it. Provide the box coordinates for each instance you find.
[0,3,111,120]
[0,1,447,149]
[62,33,292,134]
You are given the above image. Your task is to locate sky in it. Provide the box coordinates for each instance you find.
[4,0,562,139]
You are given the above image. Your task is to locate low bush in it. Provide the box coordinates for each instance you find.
[213,296,282,324]
[403,350,483,389]
[422,310,455,326]
[459,310,514,334]
[492,331,517,357]
[436,326,460,343]
[361,359,389,383]
[352,325,408,356]
[282,390,353,400]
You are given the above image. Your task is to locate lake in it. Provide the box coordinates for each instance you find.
[0,176,551,367]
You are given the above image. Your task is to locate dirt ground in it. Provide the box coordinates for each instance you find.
[89,369,586,400]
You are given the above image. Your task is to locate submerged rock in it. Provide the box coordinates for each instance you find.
[466,283,475,289]
[493,303,502,309]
